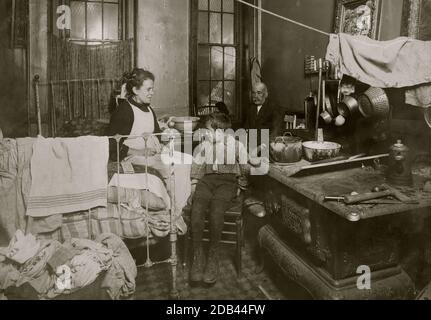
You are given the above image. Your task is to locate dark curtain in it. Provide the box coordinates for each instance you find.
[48,35,133,136]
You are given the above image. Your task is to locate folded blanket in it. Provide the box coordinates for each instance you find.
[109,173,171,210]
[27,137,109,217]
[107,187,167,211]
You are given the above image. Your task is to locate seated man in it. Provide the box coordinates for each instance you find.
[242,81,282,199]
[243,82,284,143]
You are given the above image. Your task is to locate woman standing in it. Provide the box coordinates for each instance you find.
[107,68,191,226]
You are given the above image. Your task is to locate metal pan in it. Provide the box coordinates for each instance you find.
[337,96,359,118]
[320,80,333,124]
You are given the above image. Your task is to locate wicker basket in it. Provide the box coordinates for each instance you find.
[358,87,390,118]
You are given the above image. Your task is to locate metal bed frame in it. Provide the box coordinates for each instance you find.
[33,75,182,299]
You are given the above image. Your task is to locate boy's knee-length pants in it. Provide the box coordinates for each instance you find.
[191,174,238,245]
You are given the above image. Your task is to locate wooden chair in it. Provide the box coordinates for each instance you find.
[182,194,245,278]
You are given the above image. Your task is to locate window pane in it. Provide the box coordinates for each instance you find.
[198,81,210,107]
[198,12,208,43]
[71,1,86,39]
[209,13,221,43]
[128,0,134,39]
[224,81,236,114]
[211,46,223,80]
[104,4,119,40]
[210,81,223,104]
[224,47,236,80]
[197,47,210,80]
[223,13,234,44]
[223,0,234,13]
[198,0,208,11]
[210,0,222,12]
[87,3,102,39]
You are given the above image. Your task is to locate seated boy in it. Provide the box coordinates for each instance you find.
[189,112,263,286]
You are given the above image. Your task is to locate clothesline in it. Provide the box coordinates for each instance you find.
[235,0,330,37]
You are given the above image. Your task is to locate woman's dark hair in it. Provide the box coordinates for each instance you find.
[124,68,155,97]
[215,101,230,116]
[206,112,232,130]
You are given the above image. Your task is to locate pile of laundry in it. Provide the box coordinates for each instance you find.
[0,230,137,300]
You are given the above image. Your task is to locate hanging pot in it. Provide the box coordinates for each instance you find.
[320,81,333,124]
[337,96,359,118]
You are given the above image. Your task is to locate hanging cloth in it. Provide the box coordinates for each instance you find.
[250,57,263,88]
[326,33,431,89]
[326,33,431,108]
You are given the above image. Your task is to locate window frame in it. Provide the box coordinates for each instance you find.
[189,0,244,123]
[51,0,134,45]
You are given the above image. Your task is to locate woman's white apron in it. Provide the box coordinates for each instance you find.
[122,103,191,223]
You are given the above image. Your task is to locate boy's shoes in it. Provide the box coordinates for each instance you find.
[190,245,205,285]
[203,246,219,285]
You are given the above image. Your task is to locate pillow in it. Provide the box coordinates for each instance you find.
[108,187,167,211]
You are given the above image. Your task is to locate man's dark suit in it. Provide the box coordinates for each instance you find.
[243,100,284,139]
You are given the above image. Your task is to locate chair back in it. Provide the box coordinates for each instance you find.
[285,114,297,130]
[196,105,219,116]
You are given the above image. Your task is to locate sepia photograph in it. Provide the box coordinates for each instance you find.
[1,0,431,307]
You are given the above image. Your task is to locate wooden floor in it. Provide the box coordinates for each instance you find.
[130,213,313,300]
[131,240,312,300]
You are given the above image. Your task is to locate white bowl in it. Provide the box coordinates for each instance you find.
[170,117,200,132]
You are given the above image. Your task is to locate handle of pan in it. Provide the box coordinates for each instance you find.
[344,190,393,204]
[315,61,323,141]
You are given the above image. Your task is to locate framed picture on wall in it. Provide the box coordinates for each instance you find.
[334,0,382,39]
